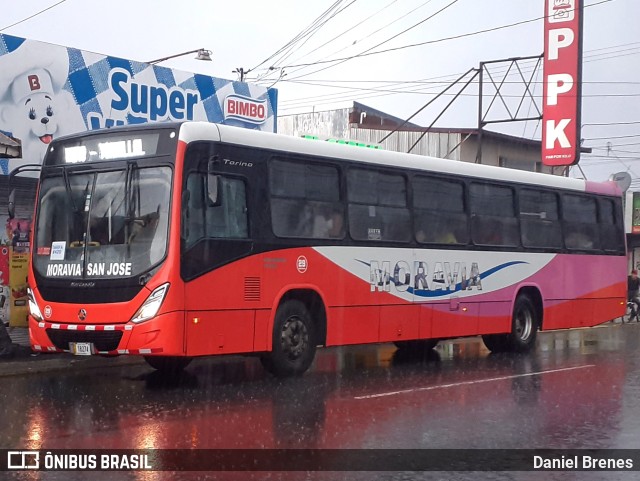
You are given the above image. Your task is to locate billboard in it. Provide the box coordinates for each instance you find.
[633,192,640,234]
[0,33,278,175]
[541,0,583,166]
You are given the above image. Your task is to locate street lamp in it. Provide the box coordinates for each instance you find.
[147,48,212,65]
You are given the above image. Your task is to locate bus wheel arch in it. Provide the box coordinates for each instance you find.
[516,286,543,331]
[261,289,326,377]
[482,288,542,353]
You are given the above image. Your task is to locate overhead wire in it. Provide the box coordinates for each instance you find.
[279,0,462,82]
[280,0,436,80]
[277,40,639,113]
[256,0,359,81]
[279,0,406,77]
[0,0,68,31]
[279,0,612,79]
[248,0,346,77]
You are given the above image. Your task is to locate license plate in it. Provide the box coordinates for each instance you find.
[70,342,93,356]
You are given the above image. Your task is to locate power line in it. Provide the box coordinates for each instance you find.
[0,0,67,31]
[280,0,612,73]
[249,0,346,73]
[278,0,407,77]
[276,9,630,110]
[260,0,359,80]
[281,0,462,81]
[584,121,640,127]
[584,133,640,141]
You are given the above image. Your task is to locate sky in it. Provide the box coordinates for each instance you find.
[1,0,639,183]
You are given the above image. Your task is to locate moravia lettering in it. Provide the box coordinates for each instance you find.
[370,260,482,294]
[47,262,132,277]
[47,263,82,277]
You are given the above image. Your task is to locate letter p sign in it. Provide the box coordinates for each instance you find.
[541,0,582,166]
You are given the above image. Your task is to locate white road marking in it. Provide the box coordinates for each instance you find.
[354,364,596,400]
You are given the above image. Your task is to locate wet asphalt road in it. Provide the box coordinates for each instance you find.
[3,321,640,481]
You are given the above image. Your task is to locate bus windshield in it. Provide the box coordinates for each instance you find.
[33,165,172,280]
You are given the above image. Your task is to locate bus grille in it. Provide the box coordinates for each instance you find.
[45,329,123,352]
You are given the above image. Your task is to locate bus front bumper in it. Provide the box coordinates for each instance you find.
[29,312,186,356]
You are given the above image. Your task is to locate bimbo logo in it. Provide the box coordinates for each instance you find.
[224,95,267,125]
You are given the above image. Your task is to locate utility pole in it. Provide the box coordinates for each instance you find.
[233,68,248,82]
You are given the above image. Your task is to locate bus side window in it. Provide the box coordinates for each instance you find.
[347,168,410,242]
[470,182,519,247]
[599,197,624,253]
[519,189,562,249]
[269,158,341,239]
[204,177,248,238]
[563,194,600,251]
[413,176,467,245]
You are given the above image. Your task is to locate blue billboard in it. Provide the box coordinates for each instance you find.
[0,33,278,174]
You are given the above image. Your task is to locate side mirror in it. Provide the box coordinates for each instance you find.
[7,189,15,219]
[206,174,222,207]
[7,163,42,219]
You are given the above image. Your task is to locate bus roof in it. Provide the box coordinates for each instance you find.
[176,121,617,196]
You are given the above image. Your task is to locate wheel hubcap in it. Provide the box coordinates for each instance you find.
[280,316,309,361]
[514,307,533,341]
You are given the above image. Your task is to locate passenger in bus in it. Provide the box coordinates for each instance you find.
[327,209,344,238]
[293,204,314,237]
[436,230,457,244]
[627,270,640,321]
[313,207,344,238]
[415,228,457,244]
[565,231,594,250]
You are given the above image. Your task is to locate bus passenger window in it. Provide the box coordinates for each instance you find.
[519,189,562,249]
[413,176,467,245]
[470,183,519,247]
[347,168,410,242]
[563,194,599,251]
[269,159,342,239]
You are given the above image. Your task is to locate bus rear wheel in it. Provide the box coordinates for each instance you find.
[482,295,538,353]
[261,300,317,377]
[144,356,192,374]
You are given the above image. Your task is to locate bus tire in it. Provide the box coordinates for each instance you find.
[483,295,538,353]
[481,334,509,353]
[261,299,317,377]
[393,339,439,351]
[144,356,192,374]
[507,294,538,352]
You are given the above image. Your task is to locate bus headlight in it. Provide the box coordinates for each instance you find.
[27,288,43,322]
[131,283,169,324]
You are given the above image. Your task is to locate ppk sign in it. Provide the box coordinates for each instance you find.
[542,0,583,166]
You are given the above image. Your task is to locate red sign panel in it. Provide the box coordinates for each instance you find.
[542,0,583,166]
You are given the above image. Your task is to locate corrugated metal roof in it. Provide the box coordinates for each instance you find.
[0,132,21,158]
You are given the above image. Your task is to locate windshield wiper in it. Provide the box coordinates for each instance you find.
[124,161,140,241]
[62,168,79,213]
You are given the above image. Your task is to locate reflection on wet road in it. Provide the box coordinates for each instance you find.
[3,322,640,480]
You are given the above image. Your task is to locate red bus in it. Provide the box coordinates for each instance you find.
[24,122,626,376]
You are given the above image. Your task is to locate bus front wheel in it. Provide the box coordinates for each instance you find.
[482,295,538,353]
[261,299,317,377]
